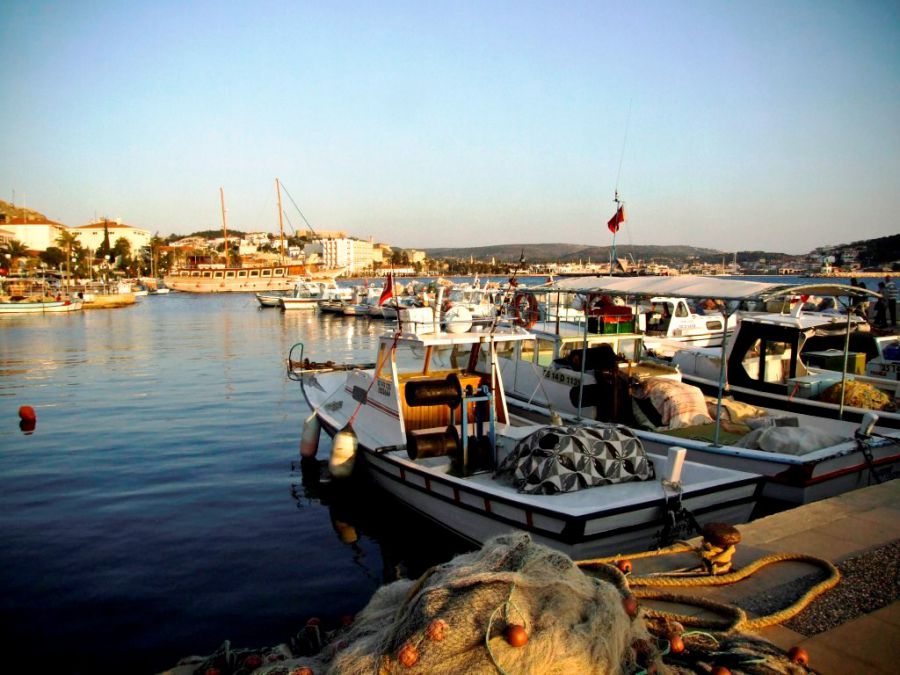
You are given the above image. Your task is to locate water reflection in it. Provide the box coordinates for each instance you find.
[290,455,472,586]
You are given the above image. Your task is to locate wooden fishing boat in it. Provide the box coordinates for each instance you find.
[288,303,761,559]
[0,279,83,314]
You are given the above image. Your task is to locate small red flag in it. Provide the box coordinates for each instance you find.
[607,205,626,234]
[378,273,394,306]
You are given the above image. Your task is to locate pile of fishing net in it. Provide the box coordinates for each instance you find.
[164,533,820,674]
[819,379,895,411]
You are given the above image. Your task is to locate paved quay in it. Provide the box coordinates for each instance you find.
[636,479,899,674]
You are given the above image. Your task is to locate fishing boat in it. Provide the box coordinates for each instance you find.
[499,276,900,505]
[670,304,900,427]
[280,280,338,310]
[287,301,761,559]
[0,278,83,314]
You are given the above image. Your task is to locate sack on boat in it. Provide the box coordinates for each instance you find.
[732,426,848,456]
[634,378,712,430]
[327,533,655,674]
[496,425,654,495]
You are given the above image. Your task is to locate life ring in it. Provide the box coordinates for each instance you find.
[512,291,539,329]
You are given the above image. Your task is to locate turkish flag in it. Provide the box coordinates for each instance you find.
[607,205,626,233]
[378,273,394,306]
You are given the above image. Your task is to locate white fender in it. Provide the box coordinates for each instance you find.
[444,305,473,333]
[300,412,321,458]
[329,425,358,479]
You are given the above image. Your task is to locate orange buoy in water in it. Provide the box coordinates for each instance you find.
[329,424,358,479]
[18,406,36,423]
[300,412,321,458]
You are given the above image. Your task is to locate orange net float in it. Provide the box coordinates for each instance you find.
[512,291,539,329]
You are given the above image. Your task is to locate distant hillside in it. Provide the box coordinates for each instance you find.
[0,199,53,223]
[423,243,725,263]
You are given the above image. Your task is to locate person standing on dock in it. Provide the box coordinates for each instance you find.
[885,275,898,327]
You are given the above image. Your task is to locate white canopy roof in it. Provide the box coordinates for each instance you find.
[544,275,879,301]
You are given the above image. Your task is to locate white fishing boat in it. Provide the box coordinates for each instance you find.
[288,303,761,559]
[280,280,337,310]
[0,278,84,314]
[317,286,354,314]
[499,277,900,505]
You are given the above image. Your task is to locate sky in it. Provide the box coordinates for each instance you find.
[1,1,898,254]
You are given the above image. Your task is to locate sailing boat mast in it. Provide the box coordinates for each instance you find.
[275,178,286,264]
[220,187,230,268]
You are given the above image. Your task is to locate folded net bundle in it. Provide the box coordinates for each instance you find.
[328,532,653,674]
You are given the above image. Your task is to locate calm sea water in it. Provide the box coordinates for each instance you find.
[0,274,849,674]
[0,288,472,675]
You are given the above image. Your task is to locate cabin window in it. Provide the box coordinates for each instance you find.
[249,270,259,278]
[536,338,556,367]
[202,271,212,278]
[237,271,247,278]
[274,269,284,276]
[225,271,235,278]
[519,339,537,363]
[262,269,272,277]
[742,338,791,383]
[675,303,689,318]
[705,320,723,331]
[493,341,516,359]
[191,271,200,277]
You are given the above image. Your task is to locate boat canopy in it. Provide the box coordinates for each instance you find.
[543,275,881,302]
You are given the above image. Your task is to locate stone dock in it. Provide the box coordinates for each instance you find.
[638,479,899,674]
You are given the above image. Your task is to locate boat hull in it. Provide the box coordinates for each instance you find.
[363,447,758,559]
[163,266,344,293]
[0,299,83,314]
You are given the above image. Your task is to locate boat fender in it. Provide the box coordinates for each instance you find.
[18,406,36,423]
[329,424,358,479]
[300,412,321,458]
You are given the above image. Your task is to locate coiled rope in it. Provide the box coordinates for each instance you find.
[577,523,841,634]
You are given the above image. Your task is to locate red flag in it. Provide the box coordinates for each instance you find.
[378,273,394,306]
[607,205,626,233]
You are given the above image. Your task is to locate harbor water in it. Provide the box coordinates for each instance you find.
[0,290,470,674]
[0,274,852,673]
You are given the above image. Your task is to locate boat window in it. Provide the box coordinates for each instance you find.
[202,271,212,278]
[616,338,641,362]
[519,339,537,363]
[493,340,516,359]
[190,271,200,277]
[675,302,689,318]
[261,269,272,277]
[237,271,247,278]
[214,271,223,278]
[249,270,259,277]
[274,269,284,276]
[742,338,791,383]
[705,320,723,331]
[225,271,235,278]
[536,338,557,366]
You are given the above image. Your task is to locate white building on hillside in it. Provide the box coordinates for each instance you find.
[0,216,69,251]
[72,220,151,254]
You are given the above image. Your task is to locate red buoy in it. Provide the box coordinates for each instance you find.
[18,406,36,423]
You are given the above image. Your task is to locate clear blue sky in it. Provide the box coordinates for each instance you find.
[1,1,898,254]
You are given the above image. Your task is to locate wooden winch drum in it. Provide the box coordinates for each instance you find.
[405,374,463,408]
[406,425,461,460]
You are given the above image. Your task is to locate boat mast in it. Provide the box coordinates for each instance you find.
[275,178,286,264]
[220,187,230,268]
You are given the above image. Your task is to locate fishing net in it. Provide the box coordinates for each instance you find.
[326,532,654,674]
[819,379,895,411]
[495,424,654,494]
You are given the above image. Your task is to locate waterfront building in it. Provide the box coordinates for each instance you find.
[304,236,375,275]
